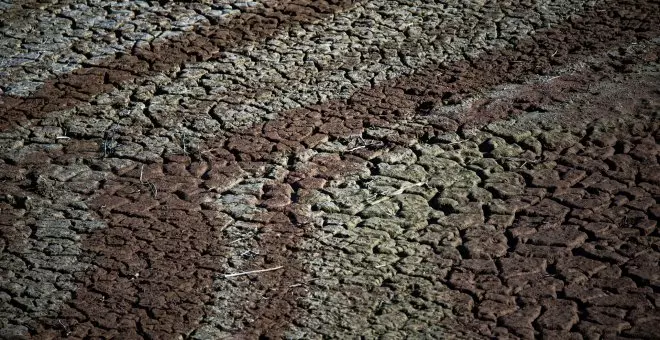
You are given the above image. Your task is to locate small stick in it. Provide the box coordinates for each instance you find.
[139,165,145,183]
[346,145,366,152]
[369,196,390,206]
[224,266,283,278]
[56,136,71,140]
[228,233,254,245]
[369,181,426,205]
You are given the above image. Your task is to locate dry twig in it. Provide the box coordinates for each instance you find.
[224,266,284,278]
[368,181,426,205]
[346,145,367,152]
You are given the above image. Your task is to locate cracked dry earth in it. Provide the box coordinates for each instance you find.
[1,0,660,339]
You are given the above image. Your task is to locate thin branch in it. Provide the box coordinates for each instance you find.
[224,266,283,278]
[346,145,366,152]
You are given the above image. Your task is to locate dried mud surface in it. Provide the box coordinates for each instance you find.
[1,0,659,339]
